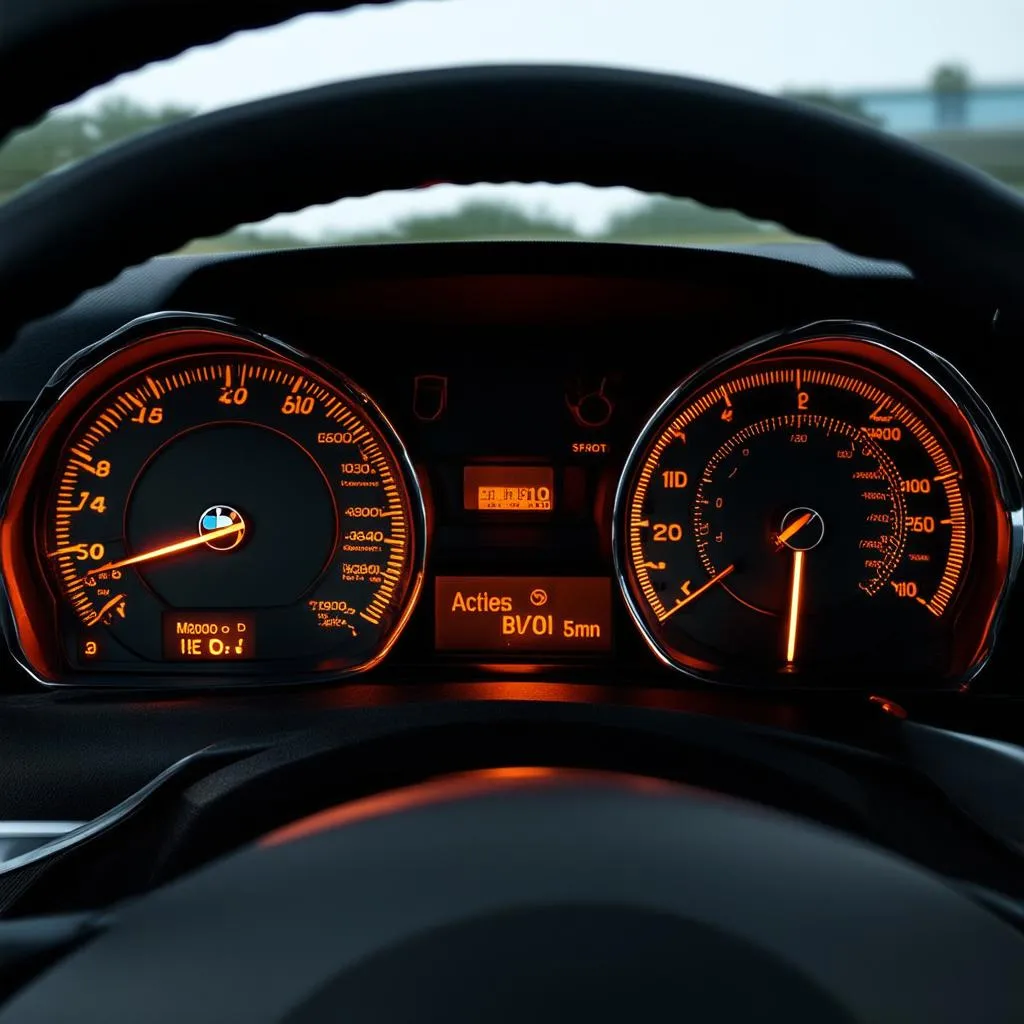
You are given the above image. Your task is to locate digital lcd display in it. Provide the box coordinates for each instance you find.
[435,576,612,653]
[464,466,554,511]
[163,612,254,660]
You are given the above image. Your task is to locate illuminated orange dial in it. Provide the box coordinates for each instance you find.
[615,330,1019,686]
[1,319,425,683]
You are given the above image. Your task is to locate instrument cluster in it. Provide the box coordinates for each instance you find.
[1,310,1020,691]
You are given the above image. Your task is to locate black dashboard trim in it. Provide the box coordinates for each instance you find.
[3,242,917,403]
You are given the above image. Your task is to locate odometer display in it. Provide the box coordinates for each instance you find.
[614,329,1018,686]
[1,318,425,684]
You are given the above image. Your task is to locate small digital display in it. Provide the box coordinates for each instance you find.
[464,466,554,512]
[163,612,254,660]
[435,577,612,653]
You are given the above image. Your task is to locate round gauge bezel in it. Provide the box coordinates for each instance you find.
[0,312,428,689]
[612,320,1023,689]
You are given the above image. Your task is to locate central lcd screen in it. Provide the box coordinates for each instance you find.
[435,576,612,653]
[464,466,554,512]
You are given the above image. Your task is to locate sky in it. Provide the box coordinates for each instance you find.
[66,0,1024,237]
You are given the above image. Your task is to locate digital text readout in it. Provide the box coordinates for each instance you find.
[163,612,254,660]
[464,466,554,512]
[435,577,612,653]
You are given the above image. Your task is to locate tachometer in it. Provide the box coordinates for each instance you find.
[1,314,425,685]
[614,324,1021,686]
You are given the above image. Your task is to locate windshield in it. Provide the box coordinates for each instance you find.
[1,0,1020,251]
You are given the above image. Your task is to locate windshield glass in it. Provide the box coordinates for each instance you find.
[1,0,1020,251]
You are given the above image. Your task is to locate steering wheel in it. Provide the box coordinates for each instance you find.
[1,65,1024,341]
[2,66,1024,1021]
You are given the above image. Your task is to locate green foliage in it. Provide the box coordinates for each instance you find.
[932,64,971,95]
[201,227,320,252]
[930,63,972,127]
[191,195,782,253]
[602,197,772,242]
[196,201,579,252]
[339,200,576,243]
[0,98,194,195]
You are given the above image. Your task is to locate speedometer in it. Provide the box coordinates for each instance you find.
[1,314,425,685]
[614,324,1022,687]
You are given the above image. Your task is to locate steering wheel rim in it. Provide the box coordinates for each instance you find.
[3,771,1023,1023]
[1,64,1023,342]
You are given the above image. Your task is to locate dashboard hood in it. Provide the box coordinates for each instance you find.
[0,0,404,140]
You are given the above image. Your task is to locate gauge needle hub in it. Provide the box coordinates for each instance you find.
[658,564,735,622]
[776,512,812,548]
[776,507,825,553]
[91,521,245,574]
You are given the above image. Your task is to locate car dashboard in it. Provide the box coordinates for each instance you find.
[0,241,1023,816]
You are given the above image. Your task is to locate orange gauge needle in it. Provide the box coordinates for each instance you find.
[658,564,736,622]
[785,549,805,665]
[85,593,125,627]
[776,511,813,549]
[91,522,244,574]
